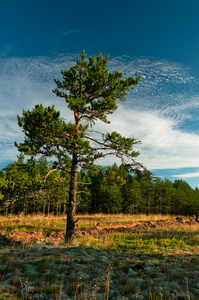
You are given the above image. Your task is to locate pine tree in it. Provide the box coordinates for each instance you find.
[15,51,142,242]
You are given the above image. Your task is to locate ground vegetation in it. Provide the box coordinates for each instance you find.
[0,214,199,299]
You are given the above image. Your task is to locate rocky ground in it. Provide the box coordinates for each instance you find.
[0,217,198,299]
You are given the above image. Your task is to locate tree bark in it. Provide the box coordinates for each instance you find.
[65,154,78,243]
[64,201,67,215]
[56,201,59,216]
[43,199,46,215]
[34,200,36,213]
[48,202,50,216]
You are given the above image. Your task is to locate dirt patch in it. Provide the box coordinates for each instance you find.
[91,216,197,234]
[0,216,197,245]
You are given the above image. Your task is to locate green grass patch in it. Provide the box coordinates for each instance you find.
[108,230,199,253]
[70,228,199,256]
[1,224,62,235]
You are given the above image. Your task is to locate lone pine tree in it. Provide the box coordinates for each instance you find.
[15,51,142,242]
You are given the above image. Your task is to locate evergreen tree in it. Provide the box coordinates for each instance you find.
[162,179,177,215]
[15,51,141,242]
[136,169,154,215]
[173,179,194,215]
[98,166,125,213]
[76,169,92,213]
[88,166,105,213]
[193,188,199,221]
[130,176,143,214]
[0,170,8,212]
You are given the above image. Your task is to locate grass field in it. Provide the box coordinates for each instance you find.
[0,213,178,234]
[0,214,199,299]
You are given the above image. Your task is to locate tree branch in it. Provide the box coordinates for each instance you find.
[86,129,106,135]
[76,191,90,194]
[41,168,58,182]
[85,135,109,147]
[41,166,71,182]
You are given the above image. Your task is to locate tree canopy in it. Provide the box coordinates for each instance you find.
[1,159,199,220]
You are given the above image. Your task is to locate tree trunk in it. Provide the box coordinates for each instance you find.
[48,202,50,216]
[196,213,198,222]
[65,155,78,243]
[43,199,46,215]
[56,201,59,216]
[11,202,14,214]
[64,201,67,215]
[146,196,151,216]
[59,202,61,216]
[23,201,27,215]
[34,200,36,213]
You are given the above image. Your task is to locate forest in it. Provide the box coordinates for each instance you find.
[0,153,199,218]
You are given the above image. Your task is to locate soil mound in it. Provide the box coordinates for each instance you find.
[95,216,195,233]
[0,216,197,245]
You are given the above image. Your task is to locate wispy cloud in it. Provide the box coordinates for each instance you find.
[171,172,199,179]
[1,54,199,172]
[59,30,79,38]
[96,105,199,170]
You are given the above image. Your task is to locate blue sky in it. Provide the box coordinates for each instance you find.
[1,0,199,188]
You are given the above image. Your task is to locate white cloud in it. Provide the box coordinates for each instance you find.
[1,54,199,171]
[95,105,199,170]
[171,172,199,179]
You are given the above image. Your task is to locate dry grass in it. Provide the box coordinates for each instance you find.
[0,213,178,234]
[0,214,199,299]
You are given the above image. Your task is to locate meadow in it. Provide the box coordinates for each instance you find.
[0,213,176,234]
[0,214,199,299]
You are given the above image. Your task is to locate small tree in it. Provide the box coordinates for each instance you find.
[15,51,142,242]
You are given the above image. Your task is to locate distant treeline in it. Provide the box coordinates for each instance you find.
[0,154,199,218]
